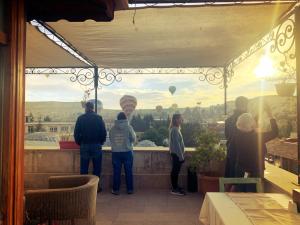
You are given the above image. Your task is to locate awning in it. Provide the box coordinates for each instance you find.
[26,24,87,67]
[26,4,293,68]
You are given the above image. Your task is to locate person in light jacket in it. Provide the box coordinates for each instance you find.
[169,113,185,196]
[109,112,136,195]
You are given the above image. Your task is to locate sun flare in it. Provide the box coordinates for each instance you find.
[254,55,276,79]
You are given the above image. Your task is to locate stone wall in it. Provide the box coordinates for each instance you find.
[25,148,196,190]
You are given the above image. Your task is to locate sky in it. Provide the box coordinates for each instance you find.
[25,67,278,109]
[25,31,295,110]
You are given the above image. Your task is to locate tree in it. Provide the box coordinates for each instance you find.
[34,116,45,132]
[143,114,154,129]
[34,121,45,132]
[141,128,162,146]
[44,115,52,122]
[140,126,168,146]
[181,123,204,147]
[29,112,34,122]
[131,114,147,132]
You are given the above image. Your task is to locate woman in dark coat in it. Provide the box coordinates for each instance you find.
[224,96,248,178]
[234,105,278,179]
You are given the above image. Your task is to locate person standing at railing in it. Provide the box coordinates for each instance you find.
[109,112,136,195]
[234,104,278,191]
[224,96,248,179]
[74,101,107,192]
[169,113,185,196]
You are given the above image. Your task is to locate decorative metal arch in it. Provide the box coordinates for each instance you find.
[25,67,122,88]
[226,14,295,77]
[117,67,225,88]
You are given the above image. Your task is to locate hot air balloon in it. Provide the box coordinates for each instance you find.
[169,86,176,95]
[156,105,163,113]
[120,95,137,117]
[171,103,178,110]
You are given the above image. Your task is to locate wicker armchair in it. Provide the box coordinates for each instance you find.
[24,175,99,225]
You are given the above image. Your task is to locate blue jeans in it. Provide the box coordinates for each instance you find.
[112,151,133,192]
[80,144,102,178]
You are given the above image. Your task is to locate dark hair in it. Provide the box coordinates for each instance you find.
[170,114,182,128]
[117,112,127,120]
[235,96,248,111]
[85,101,94,111]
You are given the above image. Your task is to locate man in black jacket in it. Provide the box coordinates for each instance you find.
[74,102,107,186]
[224,96,248,178]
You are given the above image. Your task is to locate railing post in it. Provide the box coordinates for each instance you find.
[223,67,228,116]
[94,67,99,113]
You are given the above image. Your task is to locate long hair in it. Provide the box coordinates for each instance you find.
[170,113,182,129]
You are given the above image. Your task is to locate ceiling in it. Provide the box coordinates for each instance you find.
[26,3,293,68]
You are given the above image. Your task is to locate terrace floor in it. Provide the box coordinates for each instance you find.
[96,189,203,225]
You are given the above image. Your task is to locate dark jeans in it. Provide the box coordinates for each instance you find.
[112,151,133,192]
[171,153,184,189]
[80,144,102,178]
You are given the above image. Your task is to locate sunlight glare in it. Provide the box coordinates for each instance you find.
[254,55,276,79]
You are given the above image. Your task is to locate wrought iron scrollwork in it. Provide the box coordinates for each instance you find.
[228,31,274,69]
[25,67,122,89]
[227,14,296,82]
[69,68,94,86]
[118,67,225,88]
[270,17,295,60]
[98,68,122,86]
[198,68,224,88]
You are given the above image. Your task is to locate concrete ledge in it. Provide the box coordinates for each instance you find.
[24,149,194,190]
[264,162,299,196]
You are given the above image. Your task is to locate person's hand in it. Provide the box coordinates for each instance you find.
[264,103,273,118]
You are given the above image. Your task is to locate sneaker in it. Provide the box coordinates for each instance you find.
[111,190,120,195]
[171,188,186,196]
[127,190,134,195]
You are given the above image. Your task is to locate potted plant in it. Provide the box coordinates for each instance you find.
[272,60,296,97]
[59,133,80,150]
[189,131,226,194]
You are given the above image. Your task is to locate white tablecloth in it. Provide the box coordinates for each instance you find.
[199,193,295,225]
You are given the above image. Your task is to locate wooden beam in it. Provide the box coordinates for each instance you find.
[0,0,26,224]
[128,0,296,3]
[0,32,7,44]
[296,6,300,185]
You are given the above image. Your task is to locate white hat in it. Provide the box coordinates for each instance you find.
[236,113,256,132]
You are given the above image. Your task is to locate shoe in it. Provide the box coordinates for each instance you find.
[111,190,120,195]
[171,188,186,196]
[177,186,184,191]
[127,190,134,194]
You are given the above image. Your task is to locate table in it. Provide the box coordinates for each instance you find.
[199,193,300,225]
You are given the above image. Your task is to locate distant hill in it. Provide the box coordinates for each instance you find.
[25,96,297,133]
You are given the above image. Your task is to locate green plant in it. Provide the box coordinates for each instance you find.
[189,131,226,173]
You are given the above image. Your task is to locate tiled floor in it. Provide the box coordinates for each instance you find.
[96,190,203,225]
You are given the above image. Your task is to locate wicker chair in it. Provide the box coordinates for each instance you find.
[24,175,99,225]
